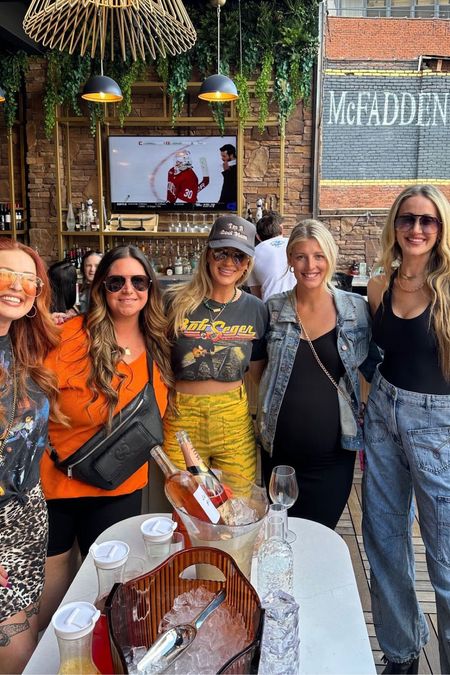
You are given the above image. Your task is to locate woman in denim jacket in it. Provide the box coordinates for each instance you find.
[362,185,450,675]
[258,220,378,529]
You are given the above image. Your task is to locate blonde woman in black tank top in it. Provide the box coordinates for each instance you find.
[362,185,450,675]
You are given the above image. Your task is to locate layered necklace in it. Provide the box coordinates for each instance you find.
[396,266,427,293]
[202,288,237,335]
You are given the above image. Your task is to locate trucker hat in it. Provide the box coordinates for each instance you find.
[208,215,256,257]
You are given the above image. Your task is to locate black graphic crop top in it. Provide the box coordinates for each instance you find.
[0,335,50,505]
[171,292,268,382]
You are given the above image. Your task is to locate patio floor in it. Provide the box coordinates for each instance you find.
[336,467,440,675]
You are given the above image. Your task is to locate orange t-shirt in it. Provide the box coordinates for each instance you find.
[40,316,168,499]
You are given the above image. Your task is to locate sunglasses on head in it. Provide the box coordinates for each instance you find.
[394,214,441,234]
[103,275,151,293]
[0,268,43,297]
[210,248,248,266]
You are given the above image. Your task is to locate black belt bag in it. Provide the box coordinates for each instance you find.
[48,368,163,490]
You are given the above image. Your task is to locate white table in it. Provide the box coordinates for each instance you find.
[24,515,375,675]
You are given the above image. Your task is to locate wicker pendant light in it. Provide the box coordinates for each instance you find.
[23,0,197,62]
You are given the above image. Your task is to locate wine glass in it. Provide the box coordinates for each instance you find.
[269,465,299,543]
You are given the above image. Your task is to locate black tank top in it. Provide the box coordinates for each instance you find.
[372,277,450,394]
[274,328,346,463]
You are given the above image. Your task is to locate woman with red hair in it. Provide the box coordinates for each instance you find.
[0,240,64,674]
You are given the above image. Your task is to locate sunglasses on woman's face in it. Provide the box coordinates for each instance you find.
[394,214,441,234]
[210,248,248,267]
[0,268,43,297]
[103,275,151,293]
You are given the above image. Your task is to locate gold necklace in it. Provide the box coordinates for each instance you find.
[202,288,237,334]
[396,276,426,293]
[399,265,422,281]
[0,348,18,466]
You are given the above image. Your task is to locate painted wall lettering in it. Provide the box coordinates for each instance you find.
[327,90,449,126]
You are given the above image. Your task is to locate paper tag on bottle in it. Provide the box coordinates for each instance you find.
[193,486,220,524]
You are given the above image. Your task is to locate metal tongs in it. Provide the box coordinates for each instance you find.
[136,589,226,673]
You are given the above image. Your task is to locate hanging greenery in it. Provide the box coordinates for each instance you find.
[0,52,28,130]
[166,52,192,125]
[109,58,146,127]
[20,0,317,134]
[43,51,90,138]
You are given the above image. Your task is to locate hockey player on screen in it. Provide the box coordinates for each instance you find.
[166,150,210,204]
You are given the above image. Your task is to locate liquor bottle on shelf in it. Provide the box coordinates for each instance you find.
[4,204,11,231]
[15,203,22,227]
[176,430,230,509]
[86,198,94,229]
[91,210,99,232]
[150,445,224,524]
[0,205,5,232]
[174,243,183,275]
[80,202,87,231]
[66,202,76,232]
[190,241,200,272]
[182,243,191,275]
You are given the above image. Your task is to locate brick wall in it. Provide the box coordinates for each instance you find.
[326,17,450,61]
[318,16,450,266]
[4,58,313,260]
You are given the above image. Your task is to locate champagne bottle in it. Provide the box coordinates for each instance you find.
[175,430,229,508]
[150,445,223,524]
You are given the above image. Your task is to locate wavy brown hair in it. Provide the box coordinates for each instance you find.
[0,239,66,424]
[85,245,173,425]
[379,184,450,380]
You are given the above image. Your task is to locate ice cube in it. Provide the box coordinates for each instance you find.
[219,497,259,525]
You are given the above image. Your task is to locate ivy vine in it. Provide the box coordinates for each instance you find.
[0,52,28,130]
[9,0,318,134]
[43,51,90,138]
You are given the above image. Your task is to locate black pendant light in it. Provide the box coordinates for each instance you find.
[82,72,123,103]
[0,87,5,103]
[81,10,122,103]
[198,0,238,102]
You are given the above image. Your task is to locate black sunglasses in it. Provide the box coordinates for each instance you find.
[394,214,441,234]
[103,275,151,293]
[210,248,248,267]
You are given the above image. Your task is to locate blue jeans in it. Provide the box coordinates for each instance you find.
[362,368,450,672]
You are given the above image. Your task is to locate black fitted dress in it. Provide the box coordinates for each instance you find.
[261,328,355,529]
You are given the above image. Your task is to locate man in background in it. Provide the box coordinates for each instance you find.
[248,211,296,302]
[216,144,237,210]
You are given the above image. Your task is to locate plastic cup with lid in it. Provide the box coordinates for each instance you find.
[89,540,130,610]
[140,516,177,564]
[52,601,101,674]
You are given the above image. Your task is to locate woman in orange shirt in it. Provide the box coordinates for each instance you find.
[39,245,172,628]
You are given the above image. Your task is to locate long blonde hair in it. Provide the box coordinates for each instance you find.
[286,219,338,289]
[380,184,450,380]
[166,244,254,338]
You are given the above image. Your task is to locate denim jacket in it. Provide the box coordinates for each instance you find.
[257,288,381,456]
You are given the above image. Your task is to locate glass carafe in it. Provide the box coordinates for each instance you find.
[52,601,100,675]
[89,540,130,611]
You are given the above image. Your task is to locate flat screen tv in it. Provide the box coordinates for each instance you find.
[108,135,238,212]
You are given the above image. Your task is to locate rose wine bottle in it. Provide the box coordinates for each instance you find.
[175,430,230,508]
[150,445,222,524]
